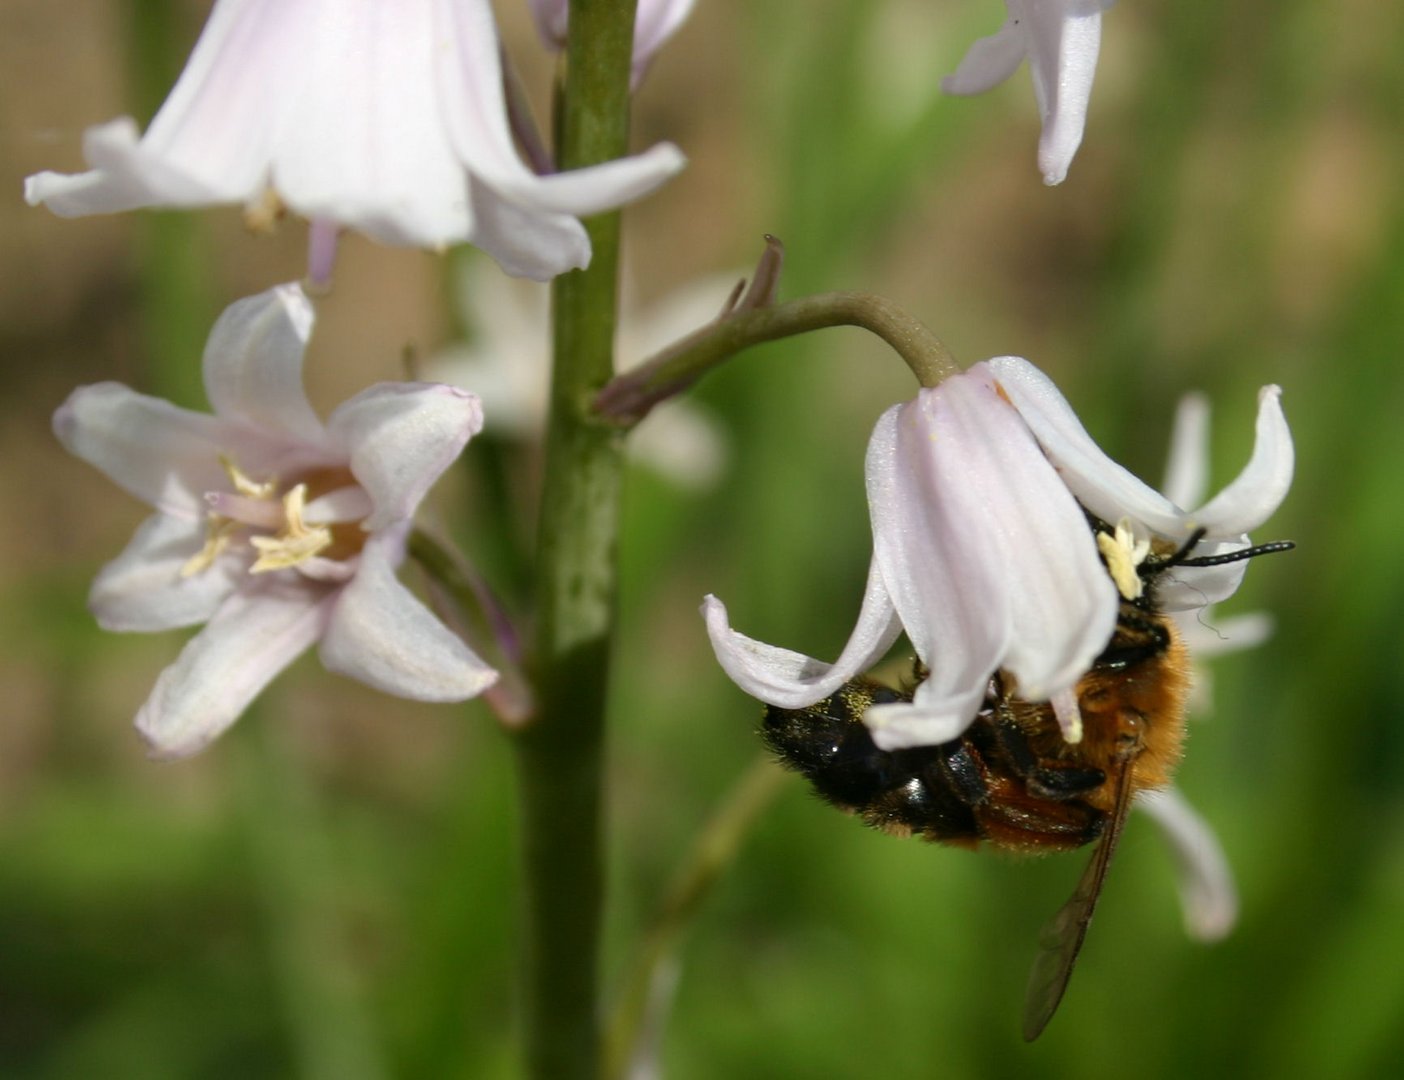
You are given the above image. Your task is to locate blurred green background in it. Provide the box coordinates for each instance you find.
[4,1,1404,1077]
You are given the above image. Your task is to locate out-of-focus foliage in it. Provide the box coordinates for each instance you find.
[3,1,1403,1077]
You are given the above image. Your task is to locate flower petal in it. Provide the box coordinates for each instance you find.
[435,0,685,220]
[877,372,1116,709]
[25,0,315,215]
[1136,786,1238,942]
[303,486,375,525]
[865,680,993,751]
[631,0,696,88]
[462,183,591,281]
[136,574,334,759]
[987,356,1192,538]
[1154,536,1256,613]
[203,283,325,442]
[24,117,246,215]
[489,141,688,225]
[90,513,244,632]
[326,382,484,531]
[1022,0,1105,185]
[53,382,240,518]
[1191,385,1294,537]
[319,526,498,700]
[525,0,568,47]
[941,19,1026,96]
[1175,609,1274,660]
[864,400,1009,740]
[701,561,903,709]
[267,0,476,248]
[1161,393,1210,510]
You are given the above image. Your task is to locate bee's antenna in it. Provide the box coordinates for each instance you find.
[1139,527,1208,576]
[1140,527,1295,576]
[1175,540,1296,568]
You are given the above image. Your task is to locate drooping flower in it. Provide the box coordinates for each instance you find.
[54,283,497,758]
[703,357,1292,752]
[24,0,685,281]
[425,258,728,489]
[942,1,1113,185]
[526,0,696,89]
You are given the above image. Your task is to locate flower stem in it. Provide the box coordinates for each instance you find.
[513,3,637,1079]
[594,286,959,424]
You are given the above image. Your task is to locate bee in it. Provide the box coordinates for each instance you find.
[762,521,1293,1040]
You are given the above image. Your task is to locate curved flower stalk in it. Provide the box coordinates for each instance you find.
[943,1,1114,185]
[426,260,729,489]
[704,357,1292,752]
[24,0,686,281]
[527,0,696,89]
[54,283,497,759]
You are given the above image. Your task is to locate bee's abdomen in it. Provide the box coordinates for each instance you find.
[762,681,981,844]
[761,679,1105,852]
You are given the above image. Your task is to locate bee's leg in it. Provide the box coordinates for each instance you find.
[972,776,1106,851]
[929,736,1095,815]
[929,739,991,807]
[992,713,1105,801]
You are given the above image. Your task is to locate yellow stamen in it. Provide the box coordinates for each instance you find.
[243,187,286,234]
[1097,517,1151,601]
[248,484,333,573]
[219,455,277,499]
[181,516,242,578]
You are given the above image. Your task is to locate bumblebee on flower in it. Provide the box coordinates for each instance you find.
[704,355,1293,751]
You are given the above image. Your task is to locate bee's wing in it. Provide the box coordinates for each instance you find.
[1020,764,1136,1042]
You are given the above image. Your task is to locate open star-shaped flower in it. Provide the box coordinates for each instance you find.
[24,0,685,280]
[54,283,496,758]
[943,0,1114,185]
[703,356,1292,752]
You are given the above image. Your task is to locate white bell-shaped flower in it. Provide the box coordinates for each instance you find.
[25,0,685,280]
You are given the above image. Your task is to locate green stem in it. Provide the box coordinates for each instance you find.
[594,289,959,424]
[513,3,637,1079]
